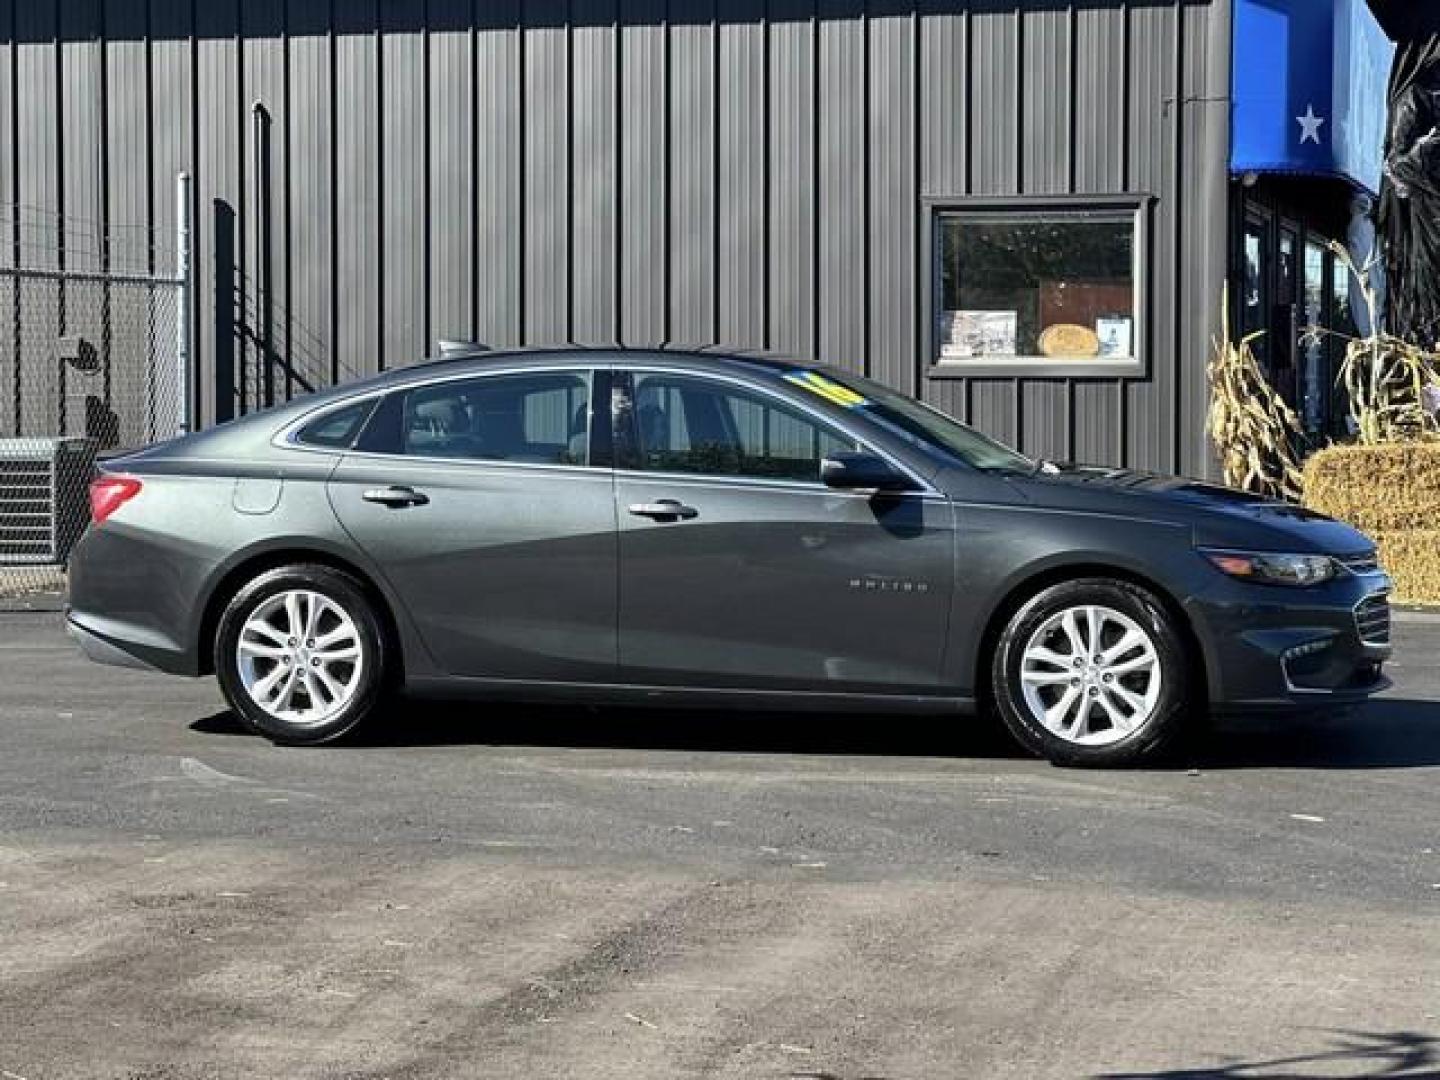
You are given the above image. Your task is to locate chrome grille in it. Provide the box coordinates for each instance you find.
[1354,592,1392,646]
[1338,552,1382,576]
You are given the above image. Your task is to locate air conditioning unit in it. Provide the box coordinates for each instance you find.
[0,438,96,565]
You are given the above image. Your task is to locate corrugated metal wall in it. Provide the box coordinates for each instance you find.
[0,0,1231,476]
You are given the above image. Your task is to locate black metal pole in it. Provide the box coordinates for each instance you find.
[251,102,274,410]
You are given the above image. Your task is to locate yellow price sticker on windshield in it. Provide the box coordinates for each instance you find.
[784,370,868,408]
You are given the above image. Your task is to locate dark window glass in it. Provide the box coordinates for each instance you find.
[935,210,1136,364]
[803,368,1036,473]
[627,374,857,482]
[1300,240,1327,433]
[295,398,375,449]
[1242,217,1271,371]
[366,371,591,465]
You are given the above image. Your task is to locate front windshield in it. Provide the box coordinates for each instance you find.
[789,368,1037,473]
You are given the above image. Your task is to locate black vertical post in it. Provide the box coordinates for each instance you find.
[251,102,274,409]
[213,199,237,424]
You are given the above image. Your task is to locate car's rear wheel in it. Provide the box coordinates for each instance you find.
[990,577,1191,767]
[215,564,387,745]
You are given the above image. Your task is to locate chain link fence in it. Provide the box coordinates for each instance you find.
[0,179,190,604]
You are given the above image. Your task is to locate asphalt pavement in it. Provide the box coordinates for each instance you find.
[0,610,1437,1079]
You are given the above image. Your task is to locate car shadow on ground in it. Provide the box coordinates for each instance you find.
[191,700,1029,759]
[191,697,1440,769]
[1093,1028,1440,1078]
[1199,698,1440,770]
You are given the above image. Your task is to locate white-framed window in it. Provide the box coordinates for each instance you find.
[926,196,1150,378]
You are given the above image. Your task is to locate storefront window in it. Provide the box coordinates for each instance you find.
[931,202,1144,375]
[1329,253,1355,436]
[1242,219,1270,370]
[1300,241,1327,433]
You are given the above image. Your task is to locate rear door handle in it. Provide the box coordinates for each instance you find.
[628,498,698,521]
[362,485,430,508]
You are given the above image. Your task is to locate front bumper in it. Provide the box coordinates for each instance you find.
[1186,569,1393,711]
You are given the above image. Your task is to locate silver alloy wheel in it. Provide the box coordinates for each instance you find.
[1018,604,1163,747]
[236,589,365,727]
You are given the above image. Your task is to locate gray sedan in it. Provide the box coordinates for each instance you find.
[67,348,1393,766]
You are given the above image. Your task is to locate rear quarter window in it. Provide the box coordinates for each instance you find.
[294,399,377,449]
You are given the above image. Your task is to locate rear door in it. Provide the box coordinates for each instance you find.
[612,368,955,693]
[327,366,618,681]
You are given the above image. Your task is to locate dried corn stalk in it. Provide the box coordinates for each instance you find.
[1208,288,1306,501]
[1328,240,1440,445]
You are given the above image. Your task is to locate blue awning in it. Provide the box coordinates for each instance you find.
[1232,0,1394,195]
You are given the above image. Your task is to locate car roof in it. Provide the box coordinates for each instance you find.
[347,344,818,394]
[410,343,803,371]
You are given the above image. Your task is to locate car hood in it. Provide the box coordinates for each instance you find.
[1004,464,1375,555]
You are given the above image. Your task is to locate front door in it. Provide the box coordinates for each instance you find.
[613,369,955,693]
[327,367,617,681]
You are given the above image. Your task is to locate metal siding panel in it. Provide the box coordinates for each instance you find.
[150,0,194,266]
[148,2,193,432]
[428,3,475,350]
[244,0,290,397]
[1181,0,1230,479]
[381,5,427,366]
[1125,1,1176,473]
[1022,381,1068,461]
[766,2,814,360]
[571,1,617,345]
[60,0,104,275]
[334,4,381,382]
[15,5,59,267]
[919,5,965,197]
[669,7,716,344]
[926,379,969,425]
[196,1,239,423]
[1072,381,1121,465]
[619,0,666,346]
[817,5,864,373]
[287,9,335,390]
[1020,3,1068,196]
[104,0,150,277]
[0,0,13,435]
[868,11,915,393]
[523,0,569,344]
[475,3,521,347]
[970,380,1016,447]
[718,2,764,349]
[0,0,10,222]
[968,2,1016,196]
[15,5,59,435]
[1074,3,1125,194]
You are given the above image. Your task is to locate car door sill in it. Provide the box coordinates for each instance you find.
[403,676,974,714]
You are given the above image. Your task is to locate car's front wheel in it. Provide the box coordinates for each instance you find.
[990,578,1192,767]
[215,564,387,745]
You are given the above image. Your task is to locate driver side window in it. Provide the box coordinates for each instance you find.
[622,373,858,483]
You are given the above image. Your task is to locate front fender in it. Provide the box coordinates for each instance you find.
[942,504,1206,697]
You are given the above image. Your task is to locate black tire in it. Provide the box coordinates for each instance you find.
[214,563,388,745]
[989,577,1192,768]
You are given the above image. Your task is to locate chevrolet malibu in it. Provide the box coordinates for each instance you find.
[67,348,1393,766]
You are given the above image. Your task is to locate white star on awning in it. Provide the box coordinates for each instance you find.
[1297,104,1326,146]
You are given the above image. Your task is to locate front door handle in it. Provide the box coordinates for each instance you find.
[628,498,699,521]
[362,485,430,508]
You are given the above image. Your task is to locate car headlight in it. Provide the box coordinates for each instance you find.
[1201,549,1337,587]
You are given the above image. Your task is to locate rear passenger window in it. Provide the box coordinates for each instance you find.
[295,398,376,449]
[371,371,592,466]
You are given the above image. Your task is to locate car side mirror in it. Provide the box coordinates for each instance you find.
[820,452,912,492]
